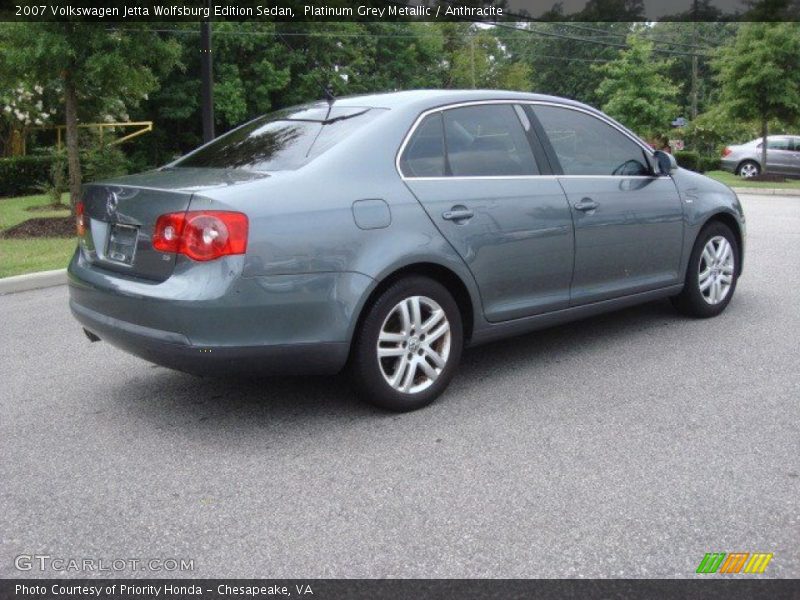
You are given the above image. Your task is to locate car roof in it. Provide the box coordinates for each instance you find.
[749,135,797,142]
[296,89,601,117]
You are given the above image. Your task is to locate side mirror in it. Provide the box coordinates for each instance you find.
[654,150,677,175]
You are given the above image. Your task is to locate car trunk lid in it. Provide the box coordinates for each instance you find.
[79,168,267,282]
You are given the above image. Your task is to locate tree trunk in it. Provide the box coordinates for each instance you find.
[760,117,768,176]
[63,70,82,212]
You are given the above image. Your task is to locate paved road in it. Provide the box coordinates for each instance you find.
[1,194,798,579]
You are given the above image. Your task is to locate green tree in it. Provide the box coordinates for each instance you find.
[131,22,290,167]
[0,23,180,207]
[649,21,738,119]
[446,27,531,90]
[513,21,634,104]
[713,22,800,175]
[128,22,448,167]
[594,35,680,139]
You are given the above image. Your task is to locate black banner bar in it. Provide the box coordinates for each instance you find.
[2,0,800,22]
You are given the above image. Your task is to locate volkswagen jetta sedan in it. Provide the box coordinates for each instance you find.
[69,90,745,411]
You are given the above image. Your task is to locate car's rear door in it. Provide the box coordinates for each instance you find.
[765,137,794,174]
[400,103,574,322]
[530,104,684,306]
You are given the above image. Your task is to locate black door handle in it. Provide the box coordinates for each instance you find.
[442,207,474,221]
[574,198,599,212]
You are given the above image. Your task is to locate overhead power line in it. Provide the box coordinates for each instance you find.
[116,25,712,58]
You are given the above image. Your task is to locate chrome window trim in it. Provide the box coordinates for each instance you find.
[395,99,660,180]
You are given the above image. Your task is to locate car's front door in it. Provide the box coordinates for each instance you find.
[788,137,800,176]
[531,104,685,306]
[400,103,574,322]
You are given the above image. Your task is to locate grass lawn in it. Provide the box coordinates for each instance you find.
[0,192,75,278]
[0,238,75,278]
[705,170,800,190]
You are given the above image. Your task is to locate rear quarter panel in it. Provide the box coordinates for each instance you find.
[198,108,484,345]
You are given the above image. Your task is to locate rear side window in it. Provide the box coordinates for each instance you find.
[174,107,382,172]
[443,105,539,176]
[399,104,539,178]
[766,138,790,150]
[533,105,651,176]
[399,113,445,177]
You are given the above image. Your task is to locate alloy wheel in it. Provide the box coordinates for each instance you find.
[698,235,735,305]
[377,295,451,394]
[739,163,759,178]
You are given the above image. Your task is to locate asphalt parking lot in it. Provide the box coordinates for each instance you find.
[1,194,798,579]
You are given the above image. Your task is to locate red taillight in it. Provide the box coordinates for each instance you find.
[152,212,185,253]
[153,211,248,261]
[722,147,732,157]
[75,201,86,236]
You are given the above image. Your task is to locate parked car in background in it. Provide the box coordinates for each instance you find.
[68,90,746,411]
[721,135,800,178]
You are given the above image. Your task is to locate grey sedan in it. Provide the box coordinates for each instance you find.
[68,90,745,411]
[721,135,800,178]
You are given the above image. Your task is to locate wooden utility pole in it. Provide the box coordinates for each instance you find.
[200,4,214,143]
[691,0,699,119]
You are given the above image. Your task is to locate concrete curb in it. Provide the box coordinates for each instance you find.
[732,187,800,196]
[0,268,67,295]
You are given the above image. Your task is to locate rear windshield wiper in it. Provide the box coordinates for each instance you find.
[283,108,371,126]
[320,109,370,125]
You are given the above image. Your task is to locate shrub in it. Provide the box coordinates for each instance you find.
[674,150,700,171]
[698,155,721,173]
[81,145,130,183]
[1,144,131,198]
[0,155,53,197]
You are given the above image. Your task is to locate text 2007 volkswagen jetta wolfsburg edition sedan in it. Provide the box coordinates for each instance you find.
[69,90,745,411]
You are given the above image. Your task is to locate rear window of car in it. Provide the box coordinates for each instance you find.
[173,106,384,172]
[399,104,539,178]
[758,138,791,150]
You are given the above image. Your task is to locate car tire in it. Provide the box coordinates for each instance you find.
[671,221,739,318]
[350,276,463,412]
[736,160,760,178]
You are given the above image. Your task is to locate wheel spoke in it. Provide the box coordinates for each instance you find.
[418,357,438,380]
[379,331,405,343]
[427,320,450,344]
[715,239,728,261]
[389,356,409,388]
[400,359,417,392]
[378,345,405,358]
[421,309,445,334]
[719,241,732,263]
[712,279,721,303]
[699,275,713,292]
[409,297,423,331]
[398,301,411,333]
[720,273,733,285]
[702,247,715,267]
[698,266,712,284]
[424,346,446,368]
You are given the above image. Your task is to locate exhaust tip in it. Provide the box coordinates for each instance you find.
[83,328,101,343]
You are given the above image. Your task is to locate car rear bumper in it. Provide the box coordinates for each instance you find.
[70,300,348,375]
[720,158,739,173]
[67,249,373,375]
